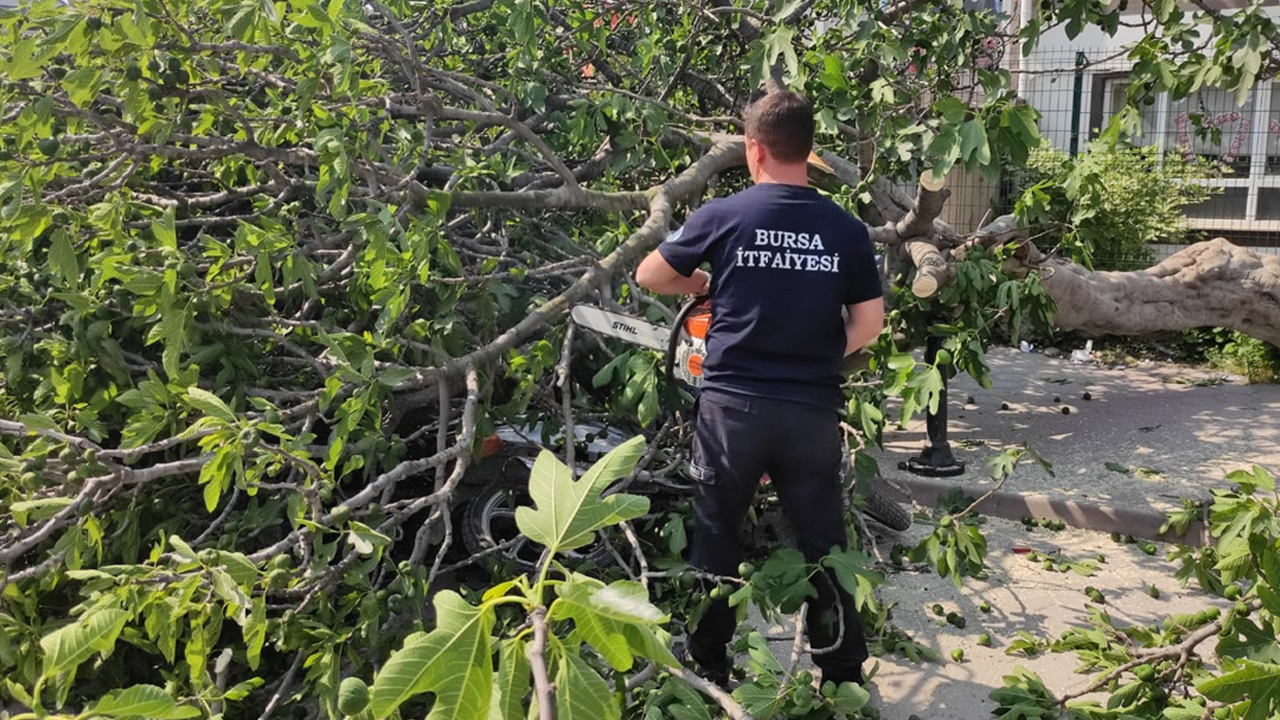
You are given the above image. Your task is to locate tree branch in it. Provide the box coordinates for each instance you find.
[528,607,557,720]
[666,666,752,720]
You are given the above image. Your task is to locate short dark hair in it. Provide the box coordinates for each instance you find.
[742,91,814,163]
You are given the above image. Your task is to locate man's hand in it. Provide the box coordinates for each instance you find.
[690,271,711,297]
[637,249,710,296]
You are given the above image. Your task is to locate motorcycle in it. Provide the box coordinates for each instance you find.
[458,298,912,573]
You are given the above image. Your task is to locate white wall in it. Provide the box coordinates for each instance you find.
[1021,24,1148,151]
[1022,7,1280,153]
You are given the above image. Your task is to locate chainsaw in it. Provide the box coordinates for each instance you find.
[569,297,913,533]
[570,298,711,389]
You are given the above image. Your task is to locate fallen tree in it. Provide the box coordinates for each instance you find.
[2,0,1280,718]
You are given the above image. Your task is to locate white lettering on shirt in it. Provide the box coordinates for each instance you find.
[738,227,841,273]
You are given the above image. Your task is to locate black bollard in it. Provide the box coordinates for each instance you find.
[904,333,966,478]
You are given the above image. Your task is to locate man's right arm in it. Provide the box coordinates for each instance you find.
[844,296,885,356]
[636,209,717,296]
[636,251,710,296]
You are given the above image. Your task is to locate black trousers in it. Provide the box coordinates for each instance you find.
[687,389,868,683]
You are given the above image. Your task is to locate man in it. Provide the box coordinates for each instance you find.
[635,90,885,688]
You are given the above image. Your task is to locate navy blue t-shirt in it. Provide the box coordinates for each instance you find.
[658,183,881,410]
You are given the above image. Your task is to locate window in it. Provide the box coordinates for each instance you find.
[1169,88,1256,177]
[1267,84,1280,175]
[1092,77,1158,145]
[1087,74,1279,229]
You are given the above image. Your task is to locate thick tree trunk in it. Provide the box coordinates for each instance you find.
[1027,238,1280,347]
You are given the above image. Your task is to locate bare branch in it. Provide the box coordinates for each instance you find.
[666,666,752,720]
[528,607,558,720]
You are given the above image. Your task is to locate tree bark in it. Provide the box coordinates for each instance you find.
[1026,238,1280,347]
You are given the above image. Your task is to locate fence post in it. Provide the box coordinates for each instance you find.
[1069,51,1088,157]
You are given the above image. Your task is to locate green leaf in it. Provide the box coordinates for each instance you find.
[18,412,61,432]
[377,367,417,388]
[664,677,713,720]
[1162,701,1209,720]
[244,595,266,670]
[1107,679,1144,710]
[346,521,392,555]
[209,550,258,586]
[1218,618,1280,664]
[1251,465,1275,492]
[86,684,200,719]
[935,97,968,124]
[731,681,785,720]
[185,388,236,423]
[551,576,676,671]
[760,28,799,81]
[123,270,165,296]
[41,608,131,678]
[369,590,493,720]
[515,436,649,554]
[740,631,783,677]
[156,305,190,378]
[754,548,816,614]
[989,667,1060,719]
[488,639,530,720]
[50,231,80,285]
[1105,462,1130,474]
[63,67,102,107]
[660,514,687,556]
[886,353,915,371]
[555,653,619,720]
[153,206,177,249]
[770,0,805,20]
[199,446,236,512]
[5,37,51,81]
[830,681,870,715]
[591,352,629,388]
[168,534,198,560]
[11,497,73,528]
[959,119,991,165]
[821,548,884,612]
[1197,660,1280,720]
[1003,104,1042,146]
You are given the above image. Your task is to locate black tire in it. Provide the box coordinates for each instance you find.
[841,453,912,533]
[460,462,613,574]
[860,478,913,532]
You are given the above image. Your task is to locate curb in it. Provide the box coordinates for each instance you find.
[882,475,1211,546]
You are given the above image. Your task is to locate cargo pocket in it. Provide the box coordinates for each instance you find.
[689,460,716,486]
[689,433,718,486]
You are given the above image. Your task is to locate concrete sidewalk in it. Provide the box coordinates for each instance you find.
[839,348,1280,718]
[872,348,1280,539]
[863,518,1229,719]
[752,349,1280,718]
[758,516,1229,719]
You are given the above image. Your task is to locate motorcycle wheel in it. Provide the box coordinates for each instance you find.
[460,470,613,574]
[858,476,913,532]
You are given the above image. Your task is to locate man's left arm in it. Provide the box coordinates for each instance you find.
[844,297,885,355]
[842,220,885,355]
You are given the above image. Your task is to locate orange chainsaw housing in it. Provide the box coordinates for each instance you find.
[668,298,710,387]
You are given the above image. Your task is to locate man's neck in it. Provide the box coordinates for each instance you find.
[753,164,810,187]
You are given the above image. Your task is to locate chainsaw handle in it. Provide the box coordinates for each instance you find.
[665,295,709,386]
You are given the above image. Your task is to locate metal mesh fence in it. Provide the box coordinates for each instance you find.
[937,46,1280,271]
